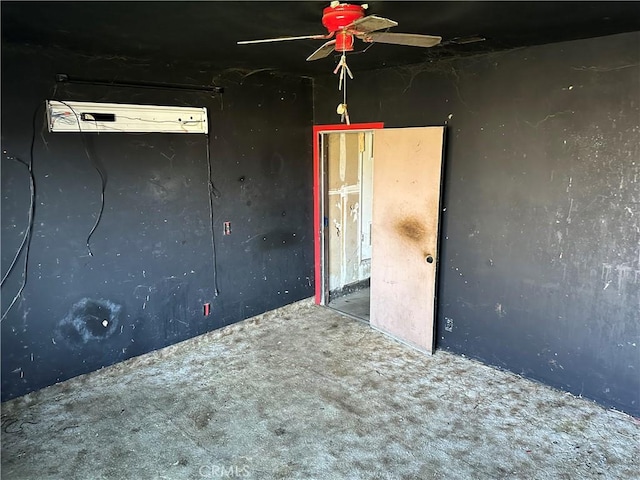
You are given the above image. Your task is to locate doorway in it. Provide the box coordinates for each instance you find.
[323,129,374,321]
[313,124,446,353]
[313,123,383,324]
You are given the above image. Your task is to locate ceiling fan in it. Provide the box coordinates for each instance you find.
[237,1,443,61]
[238,2,445,124]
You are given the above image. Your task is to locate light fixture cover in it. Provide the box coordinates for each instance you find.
[46,101,208,134]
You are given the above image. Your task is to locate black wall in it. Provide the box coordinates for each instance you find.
[1,45,314,400]
[314,32,640,416]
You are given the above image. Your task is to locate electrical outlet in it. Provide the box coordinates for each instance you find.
[444,317,454,332]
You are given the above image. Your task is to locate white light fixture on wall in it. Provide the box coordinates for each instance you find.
[46,101,208,134]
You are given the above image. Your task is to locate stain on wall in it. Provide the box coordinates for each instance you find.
[314,32,640,416]
[1,44,314,400]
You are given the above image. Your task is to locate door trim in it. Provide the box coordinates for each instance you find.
[313,123,384,304]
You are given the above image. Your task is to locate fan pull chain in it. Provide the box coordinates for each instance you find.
[334,53,353,125]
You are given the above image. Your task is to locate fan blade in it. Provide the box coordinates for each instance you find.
[364,32,442,48]
[348,15,398,33]
[238,34,328,45]
[306,40,336,61]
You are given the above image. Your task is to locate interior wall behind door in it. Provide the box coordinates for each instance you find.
[326,132,370,294]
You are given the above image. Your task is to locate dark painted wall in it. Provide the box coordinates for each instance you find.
[1,45,314,401]
[314,32,640,416]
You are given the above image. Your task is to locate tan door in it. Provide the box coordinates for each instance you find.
[370,127,445,353]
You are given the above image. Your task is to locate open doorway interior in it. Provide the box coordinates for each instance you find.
[321,130,374,322]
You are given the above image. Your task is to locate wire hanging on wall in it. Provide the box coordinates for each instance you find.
[205,133,221,297]
[56,100,108,257]
[0,105,41,321]
[0,156,34,286]
[0,156,36,322]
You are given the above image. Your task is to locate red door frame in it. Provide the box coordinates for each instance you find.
[312,122,385,304]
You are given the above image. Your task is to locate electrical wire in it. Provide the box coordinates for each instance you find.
[343,57,348,120]
[0,106,40,321]
[205,134,220,297]
[0,157,34,286]
[57,100,107,256]
[343,41,376,57]
[82,145,107,257]
[0,157,36,322]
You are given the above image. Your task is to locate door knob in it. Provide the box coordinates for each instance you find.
[426,255,434,264]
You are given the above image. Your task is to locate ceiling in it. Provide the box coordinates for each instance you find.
[2,1,640,75]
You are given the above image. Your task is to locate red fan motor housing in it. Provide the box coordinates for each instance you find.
[322,3,364,51]
[322,3,364,32]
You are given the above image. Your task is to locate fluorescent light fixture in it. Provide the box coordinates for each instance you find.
[46,101,208,134]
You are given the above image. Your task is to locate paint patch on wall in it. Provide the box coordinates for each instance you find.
[56,298,122,347]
